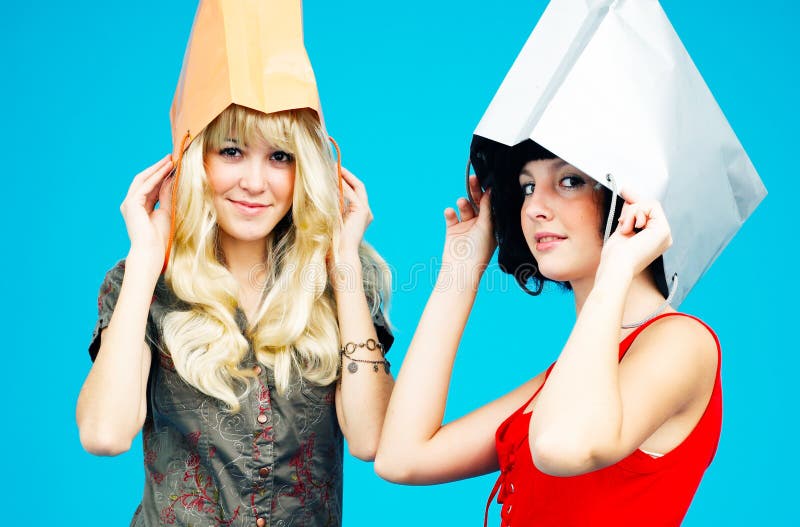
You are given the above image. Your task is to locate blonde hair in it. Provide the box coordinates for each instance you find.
[161,105,391,411]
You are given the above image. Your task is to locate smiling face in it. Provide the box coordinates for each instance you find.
[204,117,296,247]
[518,158,604,283]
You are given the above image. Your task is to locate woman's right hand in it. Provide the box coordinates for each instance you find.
[120,155,174,275]
[442,174,497,271]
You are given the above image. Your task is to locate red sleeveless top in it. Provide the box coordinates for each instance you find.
[485,313,722,527]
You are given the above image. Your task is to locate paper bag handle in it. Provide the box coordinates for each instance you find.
[162,130,191,274]
[328,136,345,214]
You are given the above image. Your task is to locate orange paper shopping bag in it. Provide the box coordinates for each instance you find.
[170,0,323,158]
[164,0,336,271]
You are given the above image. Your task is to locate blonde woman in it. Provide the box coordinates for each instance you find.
[76,3,393,523]
[77,0,400,527]
[77,102,393,526]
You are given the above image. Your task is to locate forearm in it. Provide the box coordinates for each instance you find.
[377,261,480,467]
[76,255,156,454]
[334,256,394,459]
[530,271,631,471]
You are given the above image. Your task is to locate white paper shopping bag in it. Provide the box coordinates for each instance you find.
[470,0,767,305]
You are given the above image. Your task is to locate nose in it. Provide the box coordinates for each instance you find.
[239,159,267,193]
[523,185,554,222]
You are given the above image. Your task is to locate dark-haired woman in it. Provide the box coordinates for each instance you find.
[375,140,721,526]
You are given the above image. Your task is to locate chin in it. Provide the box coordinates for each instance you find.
[537,261,598,285]
[220,221,280,243]
[538,269,573,283]
[236,232,272,243]
[534,258,580,283]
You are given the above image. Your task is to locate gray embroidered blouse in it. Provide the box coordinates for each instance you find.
[88,260,393,527]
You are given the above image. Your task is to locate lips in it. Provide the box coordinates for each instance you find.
[229,199,270,215]
[534,232,566,252]
[534,232,566,242]
[537,235,564,243]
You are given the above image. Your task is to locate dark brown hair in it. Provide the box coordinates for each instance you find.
[470,137,666,297]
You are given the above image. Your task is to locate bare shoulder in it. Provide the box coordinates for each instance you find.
[623,314,719,393]
[644,313,718,353]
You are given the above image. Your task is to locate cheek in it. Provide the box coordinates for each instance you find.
[271,169,295,203]
[206,161,238,195]
[573,194,604,242]
[575,219,602,249]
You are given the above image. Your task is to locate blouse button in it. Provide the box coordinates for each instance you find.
[257,414,268,424]
[256,518,266,527]
[259,467,269,478]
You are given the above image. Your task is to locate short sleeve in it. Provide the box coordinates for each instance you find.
[371,308,394,354]
[88,260,126,362]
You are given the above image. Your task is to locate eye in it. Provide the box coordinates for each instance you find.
[270,150,294,163]
[521,182,535,196]
[560,175,586,189]
[219,146,242,158]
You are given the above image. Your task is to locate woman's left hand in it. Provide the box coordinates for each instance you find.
[597,196,672,283]
[336,167,373,260]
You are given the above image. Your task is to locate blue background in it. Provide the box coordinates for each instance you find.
[4,0,795,524]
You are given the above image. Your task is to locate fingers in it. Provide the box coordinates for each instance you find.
[617,206,635,235]
[341,181,360,215]
[340,167,368,201]
[339,167,374,228]
[615,200,671,252]
[144,165,174,210]
[457,197,476,222]
[156,173,175,216]
[339,166,373,216]
[617,200,651,233]
[143,183,160,213]
[634,208,647,229]
[443,187,491,229]
[341,176,357,202]
[444,207,459,228]
[477,188,493,226]
[468,174,483,207]
[618,185,642,205]
[126,156,173,206]
[444,202,467,226]
[130,155,172,193]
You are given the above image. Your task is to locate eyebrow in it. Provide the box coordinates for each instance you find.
[519,159,569,178]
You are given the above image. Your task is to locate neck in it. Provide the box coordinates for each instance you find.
[571,271,671,332]
[218,232,269,291]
